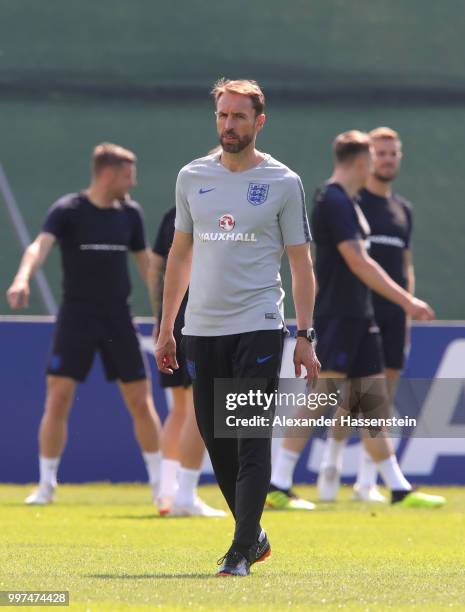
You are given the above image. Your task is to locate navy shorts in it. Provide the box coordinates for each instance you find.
[159,324,191,389]
[375,307,407,370]
[46,302,148,383]
[314,317,384,378]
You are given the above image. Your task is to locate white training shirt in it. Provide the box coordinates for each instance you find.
[175,152,311,336]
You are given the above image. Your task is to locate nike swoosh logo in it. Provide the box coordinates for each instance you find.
[257,354,273,365]
[199,187,216,194]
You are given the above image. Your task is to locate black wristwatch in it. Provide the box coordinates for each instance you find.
[296,327,316,343]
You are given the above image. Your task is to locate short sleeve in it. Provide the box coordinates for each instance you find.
[404,201,413,249]
[321,191,363,245]
[129,203,147,252]
[278,175,311,246]
[153,210,174,257]
[174,170,193,233]
[41,201,67,239]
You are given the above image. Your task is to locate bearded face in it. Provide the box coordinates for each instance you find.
[220,130,254,153]
[215,91,264,156]
[372,139,402,183]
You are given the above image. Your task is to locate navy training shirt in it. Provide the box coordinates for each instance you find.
[42,192,146,305]
[358,188,412,314]
[152,206,188,324]
[311,183,373,318]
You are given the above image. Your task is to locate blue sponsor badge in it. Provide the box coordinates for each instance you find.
[335,351,348,368]
[186,359,196,380]
[257,354,274,365]
[247,183,269,206]
[49,354,62,371]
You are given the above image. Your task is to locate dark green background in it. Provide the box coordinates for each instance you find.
[1,1,464,318]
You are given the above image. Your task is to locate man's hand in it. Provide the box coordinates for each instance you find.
[7,278,30,309]
[293,338,321,386]
[405,297,435,321]
[155,329,178,374]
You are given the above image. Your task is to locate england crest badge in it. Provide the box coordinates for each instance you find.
[247,183,269,206]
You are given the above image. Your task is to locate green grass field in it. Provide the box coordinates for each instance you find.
[0,484,464,610]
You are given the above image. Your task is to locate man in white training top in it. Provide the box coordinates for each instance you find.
[155,78,320,576]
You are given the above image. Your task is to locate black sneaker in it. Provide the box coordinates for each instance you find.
[251,530,271,565]
[216,550,250,577]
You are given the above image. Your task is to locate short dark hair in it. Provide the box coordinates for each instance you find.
[92,143,136,175]
[211,78,265,115]
[333,130,371,163]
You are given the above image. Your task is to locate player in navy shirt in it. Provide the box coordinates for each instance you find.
[151,207,189,379]
[148,207,225,517]
[317,128,415,502]
[360,127,414,379]
[269,130,445,510]
[347,127,414,500]
[7,143,162,505]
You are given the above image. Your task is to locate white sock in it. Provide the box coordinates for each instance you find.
[320,437,345,469]
[142,451,161,486]
[175,467,200,507]
[158,458,180,499]
[39,456,60,487]
[271,447,300,490]
[377,455,412,491]
[355,447,378,489]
